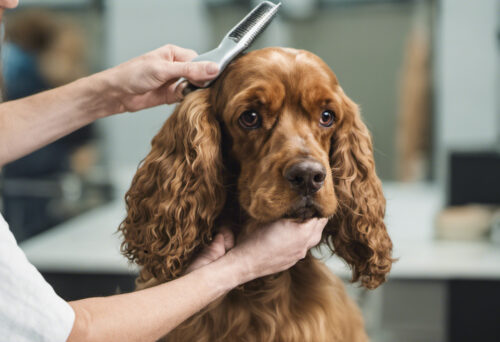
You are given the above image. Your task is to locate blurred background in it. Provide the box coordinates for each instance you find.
[0,0,499,341]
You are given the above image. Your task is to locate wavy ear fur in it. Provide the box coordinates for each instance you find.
[325,91,393,289]
[119,89,225,284]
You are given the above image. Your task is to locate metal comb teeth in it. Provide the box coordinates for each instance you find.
[228,1,281,47]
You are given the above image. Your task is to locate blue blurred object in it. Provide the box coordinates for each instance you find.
[1,42,94,241]
[2,42,49,100]
[1,43,68,241]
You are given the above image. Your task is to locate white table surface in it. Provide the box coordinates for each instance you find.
[19,182,500,280]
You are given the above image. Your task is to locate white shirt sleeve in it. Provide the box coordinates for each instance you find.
[0,213,75,342]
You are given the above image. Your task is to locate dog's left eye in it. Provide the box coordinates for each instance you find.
[239,110,261,129]
[319,110,335,127]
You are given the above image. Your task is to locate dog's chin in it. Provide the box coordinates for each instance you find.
[284,207,321,221]
[283,197,323,222]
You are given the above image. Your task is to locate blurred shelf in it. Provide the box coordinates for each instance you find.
[19,181,500,280]
[322,239,500,280]
[18,0,99,8]
[20,200,137,274]
[21,0,88,4]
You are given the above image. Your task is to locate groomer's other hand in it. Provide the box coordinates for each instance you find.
[229,218,328,284]
[100,44,219,114]
[186,228,235,274]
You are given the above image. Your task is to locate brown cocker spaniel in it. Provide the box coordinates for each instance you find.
[119,47,393,342]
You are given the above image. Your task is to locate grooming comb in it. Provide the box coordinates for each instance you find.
[175,1,281,98]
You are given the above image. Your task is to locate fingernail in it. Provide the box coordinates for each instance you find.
[206,62,219,75]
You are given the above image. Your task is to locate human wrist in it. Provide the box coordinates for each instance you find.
[221,247,256,285]
[196,248,252,294]
[83,67,131,117]
[71,71,119,119]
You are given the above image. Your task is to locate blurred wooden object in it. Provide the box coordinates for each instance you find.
[435,205,493,240]
[396,4,432,182]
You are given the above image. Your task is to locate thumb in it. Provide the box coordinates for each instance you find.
[168,61,219,84]
[219,227,235,251]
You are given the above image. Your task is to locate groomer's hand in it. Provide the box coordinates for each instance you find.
[99,44,219,114]
[186,228,235,274]
[231,218,328,282]
[186,218,328,284]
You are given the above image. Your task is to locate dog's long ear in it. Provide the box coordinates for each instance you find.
[119,89,225,284]
[325,91,393,289]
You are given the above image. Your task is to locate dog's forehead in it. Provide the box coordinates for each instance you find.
[230,48,336,84]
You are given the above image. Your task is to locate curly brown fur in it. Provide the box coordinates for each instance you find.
[119,90,226,284]
[166,255,366,342]
[325,91,393,290]
[120,47,393,341]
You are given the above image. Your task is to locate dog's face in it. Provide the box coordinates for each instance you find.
[212,48,343,222]
[121,47,393,289]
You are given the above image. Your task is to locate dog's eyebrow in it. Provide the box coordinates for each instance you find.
[320,98,335,107]
[299,89,336,110]
[234,82,285,108]
[269,111,280,131]
[259,113,280,147]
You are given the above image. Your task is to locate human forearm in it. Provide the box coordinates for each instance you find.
[67,219,326,342]
[0,74,109,167]
[67,251,243,342]
[0,45,219,167]
[67,219,327,342]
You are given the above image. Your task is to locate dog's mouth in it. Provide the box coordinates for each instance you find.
[284,196,322,221]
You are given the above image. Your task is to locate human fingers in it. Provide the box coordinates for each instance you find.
[312,218,328,234]
[294,217,327,232]
[299,217,327,244]
[288,217,327,250]
[219,227,235,251]
[208,233,227,259]
[156,44,198,62]
[185,233,226,274]
[309,217,328,247]
[166,61,219,84]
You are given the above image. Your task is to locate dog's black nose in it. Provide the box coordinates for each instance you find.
[285,160,326,195]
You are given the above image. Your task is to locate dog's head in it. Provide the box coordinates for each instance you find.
[120,48,392,289]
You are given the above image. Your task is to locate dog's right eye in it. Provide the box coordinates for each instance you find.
[239,110,261,129]
[319,110,335,127]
